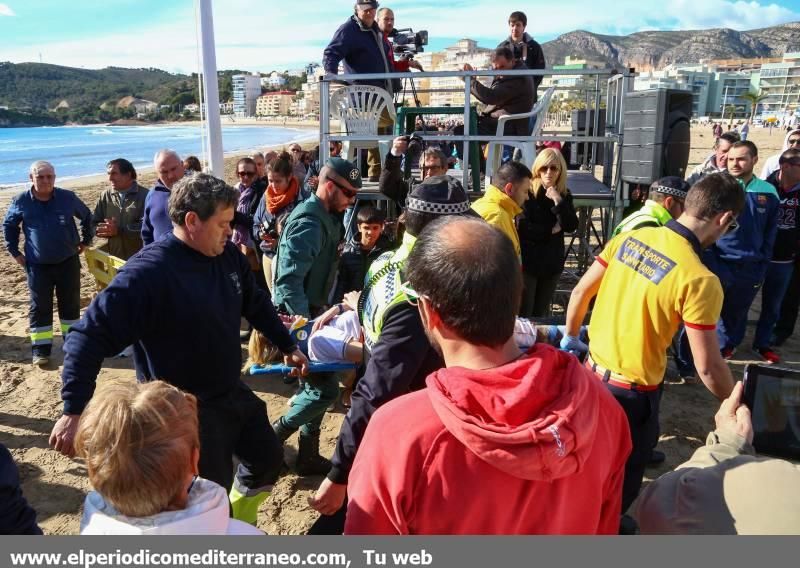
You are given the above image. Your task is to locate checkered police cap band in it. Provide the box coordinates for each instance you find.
[653,185,688,199]
[406,196,471,215]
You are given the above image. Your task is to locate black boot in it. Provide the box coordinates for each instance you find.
[296,431,332,476]
[272,419,296,444]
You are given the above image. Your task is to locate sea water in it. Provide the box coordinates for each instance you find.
[0,124,316,188]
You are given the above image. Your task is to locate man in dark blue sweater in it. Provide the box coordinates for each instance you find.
[141,149,185,246]
[49,173,309,526]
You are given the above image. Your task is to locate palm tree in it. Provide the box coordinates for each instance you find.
[741,90,768,122]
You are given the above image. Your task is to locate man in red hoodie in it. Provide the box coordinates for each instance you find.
[344,216,632,534]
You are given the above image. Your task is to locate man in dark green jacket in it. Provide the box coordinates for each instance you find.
[274,157,362,317]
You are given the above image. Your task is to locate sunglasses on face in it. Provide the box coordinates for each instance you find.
[291,148,302,153]
[237,171,256,177]
[539,165,560,173]
[788,138,800,146]
[330,177,358,199]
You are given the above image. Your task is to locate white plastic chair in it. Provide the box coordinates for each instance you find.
[485,85,556,180]
[329,85,397,171]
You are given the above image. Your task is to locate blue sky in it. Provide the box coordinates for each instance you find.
[0,0,798,74]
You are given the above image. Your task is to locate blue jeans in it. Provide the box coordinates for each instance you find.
[754,262,794,349]
[716,260,765,350]
[278,372,340,436]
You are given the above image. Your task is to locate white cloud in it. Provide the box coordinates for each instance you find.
[0,3,15,17]
[0,0,797,71]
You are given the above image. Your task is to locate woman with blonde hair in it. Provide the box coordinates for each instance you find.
[517,148,578,317]
[76,380,262,535]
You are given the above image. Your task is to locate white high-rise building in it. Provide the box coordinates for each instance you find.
[232,74,261,117]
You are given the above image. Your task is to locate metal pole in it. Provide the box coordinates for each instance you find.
[462,75,471,191]
[591,74,601,172]
[320,77,330,162]
[198,0,223,177]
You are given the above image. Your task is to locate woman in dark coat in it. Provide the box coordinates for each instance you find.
[517,148,578,317]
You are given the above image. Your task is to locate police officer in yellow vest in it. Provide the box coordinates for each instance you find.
[612,176,689,238]
[308,175,481,531]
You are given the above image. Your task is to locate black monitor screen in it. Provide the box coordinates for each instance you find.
[744,365,800,461]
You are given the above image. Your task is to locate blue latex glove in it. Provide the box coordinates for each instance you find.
[559,333,588,356]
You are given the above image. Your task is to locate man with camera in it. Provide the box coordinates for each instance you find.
[378,136,449,208]
[453,46,535,168]
[377,8,423,73]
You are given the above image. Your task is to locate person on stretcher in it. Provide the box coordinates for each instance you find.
[247,290,588,369]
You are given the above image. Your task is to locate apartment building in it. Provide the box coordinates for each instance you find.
[232,74,261,117]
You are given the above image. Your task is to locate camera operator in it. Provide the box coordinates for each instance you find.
[377,8,423,73]
[632,381,800,534]
[379,136,449,208]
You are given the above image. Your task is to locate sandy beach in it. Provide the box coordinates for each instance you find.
[0,123,797,534]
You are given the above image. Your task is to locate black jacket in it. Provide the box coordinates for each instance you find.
[497,32,546,99]
[328,303,443,484]
[332,233,395,303]
[322,16,395,94]
[378,153,413,209]
[470,60,535,136]
[0,444,42,535]
[518,189,579,277]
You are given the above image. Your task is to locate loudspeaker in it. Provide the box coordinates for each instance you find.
[570,110,606,166]
[621,89,692,185]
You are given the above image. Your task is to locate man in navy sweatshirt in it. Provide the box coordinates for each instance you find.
[141,149,185,246]
[49,173,309,526]
[3,160,92,367]
[711,141,779,358]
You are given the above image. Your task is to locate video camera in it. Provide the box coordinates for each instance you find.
[389,28,428,60]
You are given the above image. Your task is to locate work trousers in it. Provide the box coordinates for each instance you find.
[754,261,794,349]
[197,381,283,496]
[603,380,663,514]
[25,255,81,356]
[278,372,340,436]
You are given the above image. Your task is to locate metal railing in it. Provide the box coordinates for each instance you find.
[319,66,634,232]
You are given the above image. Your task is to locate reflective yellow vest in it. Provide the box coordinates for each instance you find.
[360,232,416,351]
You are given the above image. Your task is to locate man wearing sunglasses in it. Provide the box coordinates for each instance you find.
[562,173,743,526]
[712,141,779,361]
[274,157,361,318]
[760,128,800,180]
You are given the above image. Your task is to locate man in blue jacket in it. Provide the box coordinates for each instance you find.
[323,1,395,181]
[3,161,92,366]
[712,141,780,358]
[141,149,185,245]
[48,173,309,526]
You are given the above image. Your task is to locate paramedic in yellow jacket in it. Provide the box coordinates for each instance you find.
[471,161,533,258]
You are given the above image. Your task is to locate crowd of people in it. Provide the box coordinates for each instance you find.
[3,2,800,537]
